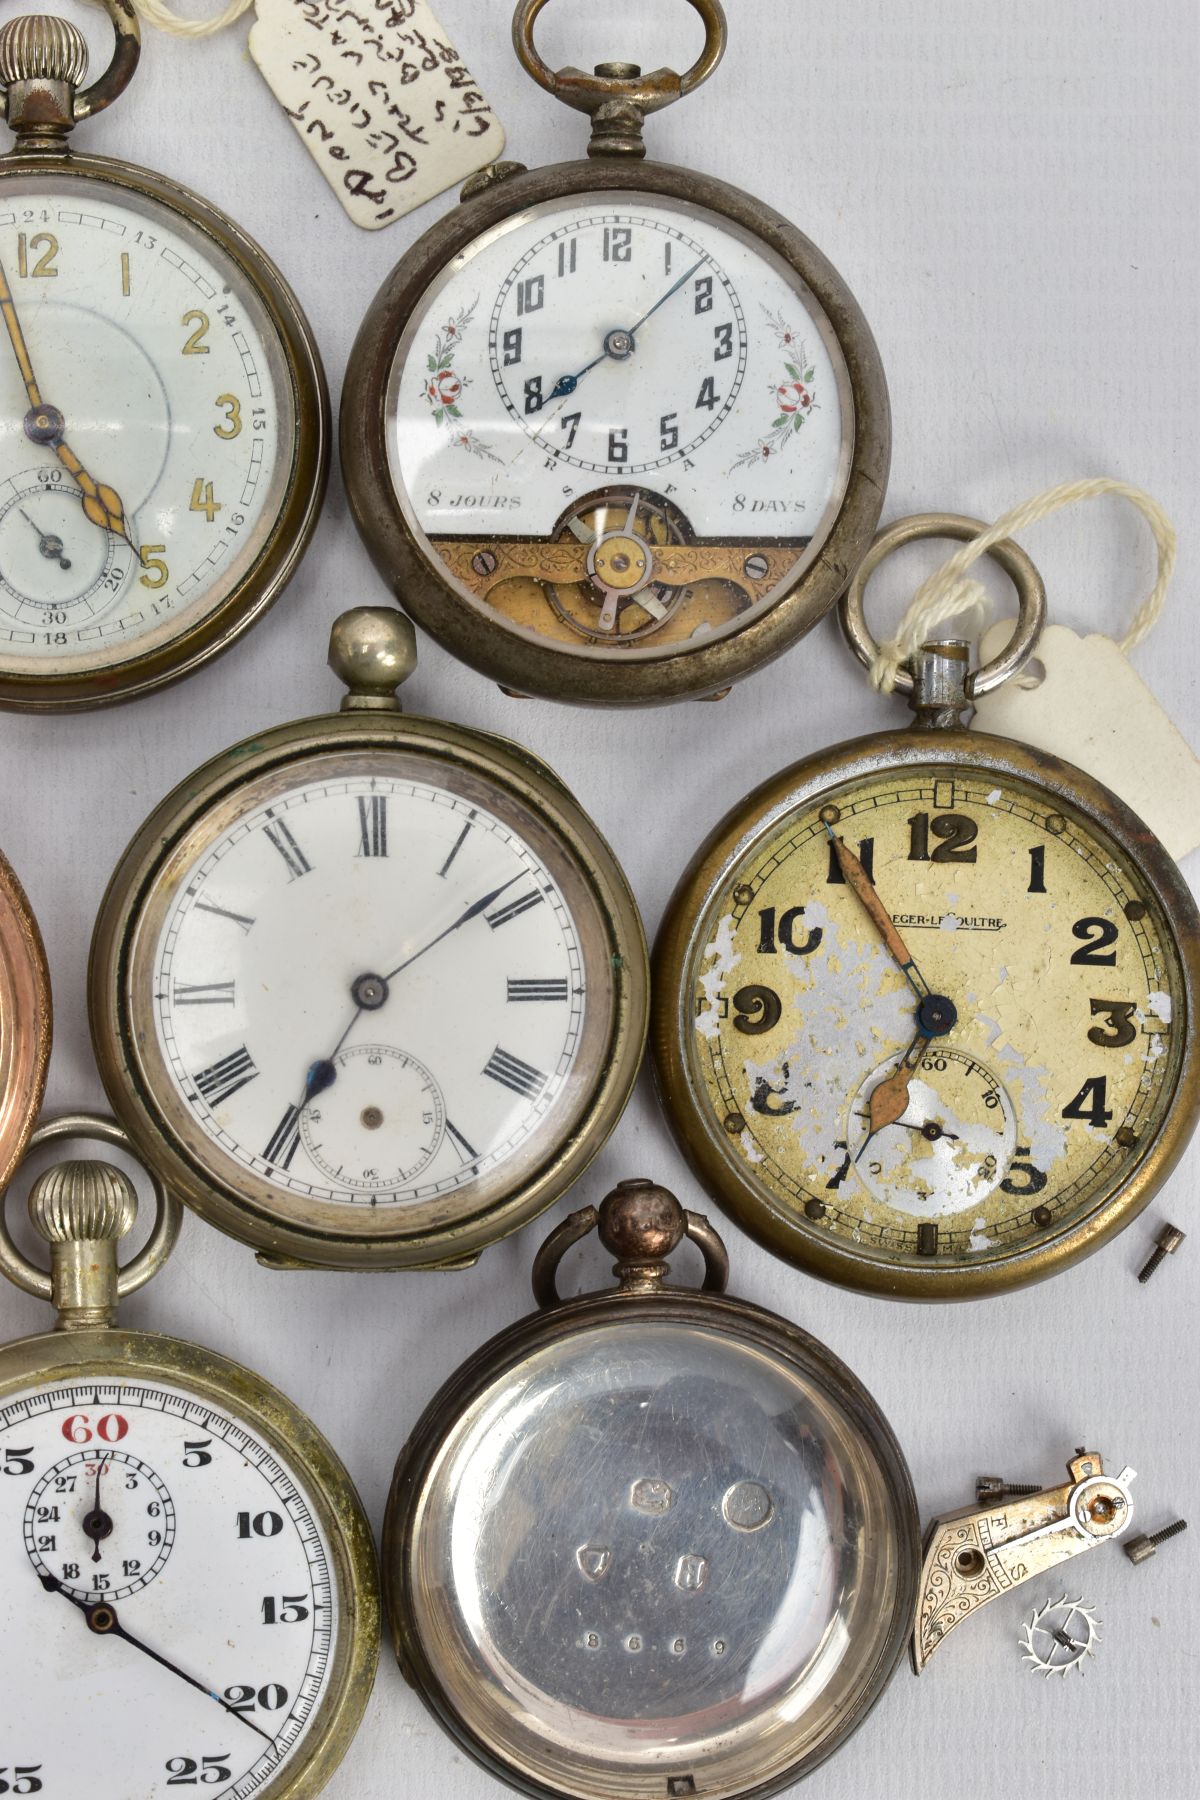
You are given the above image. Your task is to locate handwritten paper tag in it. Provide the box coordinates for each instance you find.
[973,621,1200,863]
[249,0,506,230]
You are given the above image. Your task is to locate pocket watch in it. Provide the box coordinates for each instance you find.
[0,845,50,1191]
[341,0,888,706]
[0,1112,379,1799]
[385,1176,920,1796]
[89,607,648,1271]
[653,515,1200,1299]
[0,2,327,710]
[384,1174,1139,1796]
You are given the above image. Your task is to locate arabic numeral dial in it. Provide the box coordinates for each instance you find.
[0,1380,342,1798]
[685,767,1187,1280]
[489,214,747,474]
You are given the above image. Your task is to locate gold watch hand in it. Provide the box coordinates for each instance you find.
[0,258,44,409]
[825,825,931,1000]
[53,438,138,553]
[856,1028,930,1160]
[0,259,138,552]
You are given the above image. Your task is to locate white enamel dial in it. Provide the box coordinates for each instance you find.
[137,754,608,1225]
[0,175,295,675]
[0,1378,338,1799]
[386,194,852,657]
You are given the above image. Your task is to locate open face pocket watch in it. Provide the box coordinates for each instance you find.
[0,1113,379,1799]
[0,845,50,1190]
[341,0,888,705]
[653,515,1200,1299]
[0,2,327,710]
[384,1174,1141,1796]
[89,607,647,1271]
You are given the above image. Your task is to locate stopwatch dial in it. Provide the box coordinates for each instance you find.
[386,197,852,658]
[125,749,615,1235]
[0,177,298,677]
[683,763,1189,1274]
[0,1379,340,1799]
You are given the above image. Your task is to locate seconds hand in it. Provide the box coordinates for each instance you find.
[298,872,525,1109]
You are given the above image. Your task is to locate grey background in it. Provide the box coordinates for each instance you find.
[1,2,1197,1795]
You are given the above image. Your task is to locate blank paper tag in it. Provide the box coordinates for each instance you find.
[973,621,1200,862]
[249,0,506,229]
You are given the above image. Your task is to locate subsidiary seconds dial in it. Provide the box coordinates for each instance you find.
[490,214,747,473]
[151,771,586,1210]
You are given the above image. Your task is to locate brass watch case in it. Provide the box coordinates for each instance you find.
[0,846,50,1191]
[384,1276,919,1797]
[0,1322,379,1799]
[341,159,889,707]
[88,709,649,1271]
[653,726,1200,1300]
[0,147,328,711]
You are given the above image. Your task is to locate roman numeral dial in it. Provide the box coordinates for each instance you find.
[149,768,600,1215]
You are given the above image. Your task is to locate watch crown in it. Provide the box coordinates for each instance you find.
[28,1159,137,1248]
[598,1178,687,1267]
[329,606,417,711]
[0,15,89,88]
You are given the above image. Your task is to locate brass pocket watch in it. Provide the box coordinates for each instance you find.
[384,1174,1140,1796]
[341,0,888,706]
[0,845,50,1189]
[89,607,648,1271]
[0,1113,378,1799]
[653,516,1200,1299]
[0,2,327,710]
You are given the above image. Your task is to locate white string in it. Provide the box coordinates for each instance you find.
[868,477,1177,693]
[84,0,254,39]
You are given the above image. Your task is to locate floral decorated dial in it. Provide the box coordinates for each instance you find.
[688,765,1186,1267]
[388,195,851,654]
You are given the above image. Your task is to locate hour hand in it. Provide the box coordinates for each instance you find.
[54,438,138,552]
[856,1028,928,1160]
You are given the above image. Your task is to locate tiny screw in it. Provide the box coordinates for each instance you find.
[471,550,499,578]
[976,1476,1041,1504]
[1137,1223,1185,1283]
[743,553,770,581]
[1124,1519,1188,1564]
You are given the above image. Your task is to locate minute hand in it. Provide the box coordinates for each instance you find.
[826,828,932,1001]
[625,257,706,337]
[382,873,523,982]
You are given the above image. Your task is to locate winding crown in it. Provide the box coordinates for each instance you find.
[329,606,417,709]
[0,16,90,88]
[29,1160,138,1247]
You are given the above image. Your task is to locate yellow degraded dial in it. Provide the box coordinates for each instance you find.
[655,735,1200,1298]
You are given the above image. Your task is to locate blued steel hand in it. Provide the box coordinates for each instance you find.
[625,256,707,337]
[298,873,525,1109]
[0,259,138,552]
[40,1575,273,1742]
[380,873,523,983]
[542,257,706,404]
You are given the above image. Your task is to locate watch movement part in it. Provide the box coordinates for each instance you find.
[912,1451,1135,1671]
[1123,1518,1187,1564]
[1137,1221,1185,1283]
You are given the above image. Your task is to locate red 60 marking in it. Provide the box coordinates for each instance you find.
[61,1413,129,1445]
